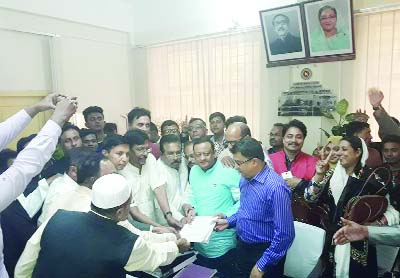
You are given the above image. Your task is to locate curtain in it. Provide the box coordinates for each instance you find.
[146,30,262,139]
[353,9,400,138]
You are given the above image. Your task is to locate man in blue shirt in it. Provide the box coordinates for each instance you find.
[215,138,295,278]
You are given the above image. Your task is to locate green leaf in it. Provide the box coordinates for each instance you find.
[335,99,349,116]
[345,113,356,122]
[321,110,335,119]
[319,128,331,138]
[331,125,345,136]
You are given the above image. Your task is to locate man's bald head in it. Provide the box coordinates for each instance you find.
[225,122,251,152]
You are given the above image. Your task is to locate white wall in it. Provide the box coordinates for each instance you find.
[0,0,134,33]
[0,7,134,133]
[132,0,297,46]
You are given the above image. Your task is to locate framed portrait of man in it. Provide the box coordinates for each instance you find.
[304,0,355,58]
[260,4,307,66]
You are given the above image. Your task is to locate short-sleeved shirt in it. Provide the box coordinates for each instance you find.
[119,154,165,221]
[189,160,241,258]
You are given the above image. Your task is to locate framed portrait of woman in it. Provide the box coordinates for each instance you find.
[304,0,355,58]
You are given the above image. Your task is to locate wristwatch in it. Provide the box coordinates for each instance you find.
[164,211,172,219]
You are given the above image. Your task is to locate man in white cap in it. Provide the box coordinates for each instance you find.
[15,174,189,278]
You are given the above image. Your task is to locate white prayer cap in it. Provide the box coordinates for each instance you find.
[92,174,131,209]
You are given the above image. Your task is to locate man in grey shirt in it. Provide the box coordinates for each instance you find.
[334,218,400,247]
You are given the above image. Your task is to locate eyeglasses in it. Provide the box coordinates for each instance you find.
[226,137,243,147]
[163,129,179,135]
[188,125,206,132]
[320,15,336,21]
[234,157,253,166]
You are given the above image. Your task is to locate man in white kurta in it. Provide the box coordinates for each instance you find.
[14,174,184,278]
[155,135,192,225]
[119,129,182,229]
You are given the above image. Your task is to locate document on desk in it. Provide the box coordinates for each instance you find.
[179,216,216,243]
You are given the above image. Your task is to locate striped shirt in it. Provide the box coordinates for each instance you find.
[227,166,295,270]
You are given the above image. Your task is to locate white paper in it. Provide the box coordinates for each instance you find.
[179,216,216,243]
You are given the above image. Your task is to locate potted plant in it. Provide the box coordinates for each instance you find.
[320,98,368,137]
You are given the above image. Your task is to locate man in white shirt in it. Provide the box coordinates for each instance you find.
[38,147,95,225]
[0,94,77,278]
[155,135,193,225]
[119,129,182,229]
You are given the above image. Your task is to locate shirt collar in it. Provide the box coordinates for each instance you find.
[250,165,269,184]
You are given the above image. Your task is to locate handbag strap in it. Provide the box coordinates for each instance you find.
[357,165,392,196]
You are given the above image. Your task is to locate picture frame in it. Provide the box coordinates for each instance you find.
[259,0,355,67]
[259,4,307,67]
[304,0,355,58]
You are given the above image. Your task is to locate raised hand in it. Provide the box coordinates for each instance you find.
[368,87,384,108]
[315,144,333,175]
[50,97,78,127]
[180,115,189,133]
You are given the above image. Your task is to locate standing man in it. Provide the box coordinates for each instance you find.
[183,141,195,170]
[268,123,284,154]
[127,107,161,159]
[209,112,227,157]
[215,138,295,278]
[345,121,383,168]
[0,94,77,278]
[79,129,98,151]
[269,14,302,55]
[161,120,180,137]
[382,135,400,210]
[220,122,273,169]
[156,135,192,225]
[269,119,318,191]
[82,106,106,145]
[188,118,208,140]
[188,137,240,277]
[119,129,181,229]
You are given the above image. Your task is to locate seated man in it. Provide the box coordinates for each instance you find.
[119,129,181,229]
[155,135,193,225]
[188,137,240,277]
[270,119,318,192]
[15,174,189,278]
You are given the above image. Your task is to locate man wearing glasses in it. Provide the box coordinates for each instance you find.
[219,122,273,169]
[188,118,208,140]
[215,138,294,278]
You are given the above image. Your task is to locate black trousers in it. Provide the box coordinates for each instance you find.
[194,248,238,278]
[236,239,286,278]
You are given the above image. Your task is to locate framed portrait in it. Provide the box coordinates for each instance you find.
[260,4,307,66]
[304,0,355,58]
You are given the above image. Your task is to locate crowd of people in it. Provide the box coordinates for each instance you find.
[0,88,399,278]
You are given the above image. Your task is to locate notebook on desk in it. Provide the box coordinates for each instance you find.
[132,251,197,278]
[173,264,217,278]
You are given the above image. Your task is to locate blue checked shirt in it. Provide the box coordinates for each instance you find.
[227,166,295,270]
